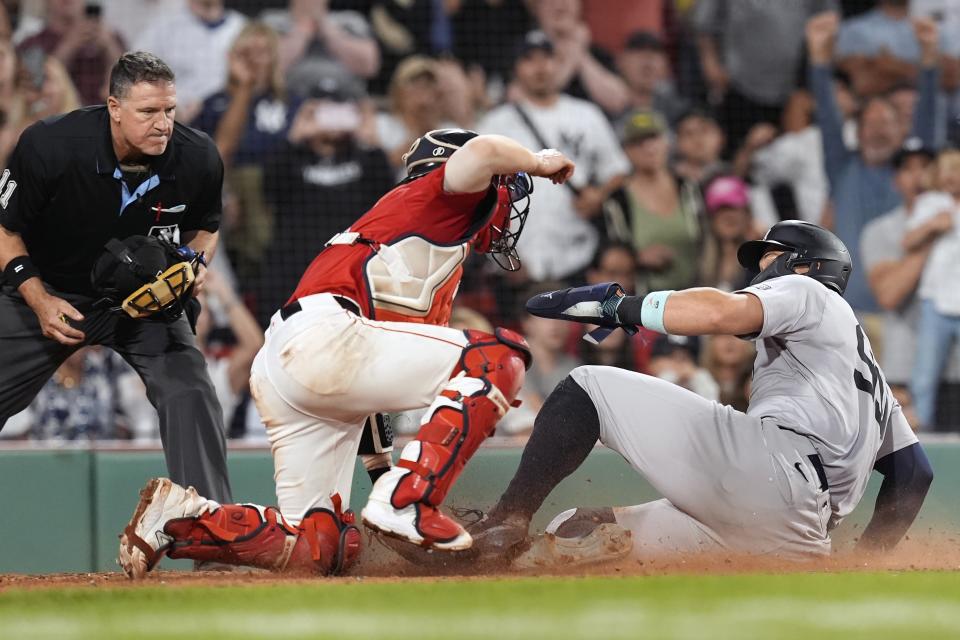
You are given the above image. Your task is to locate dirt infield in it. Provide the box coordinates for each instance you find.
[2,533,957,593]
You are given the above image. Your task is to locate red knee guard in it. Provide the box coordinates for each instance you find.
[164,497,361,575]
[393,328,530,509]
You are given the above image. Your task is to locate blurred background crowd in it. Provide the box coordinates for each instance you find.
[2,0,960,443]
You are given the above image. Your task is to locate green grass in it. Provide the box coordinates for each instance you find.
[1,572,958,640]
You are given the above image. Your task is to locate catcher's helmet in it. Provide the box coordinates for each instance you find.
[91,235,202,321]
[737,220,852,294]
[401,128,478,183]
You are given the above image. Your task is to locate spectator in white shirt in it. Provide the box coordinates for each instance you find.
[903,148,960,427]
[477,30,629,282]
[738,78,859,225]
[861,140,960,430]
[134,0,247,121]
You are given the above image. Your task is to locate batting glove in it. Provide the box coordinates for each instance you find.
[525,282,638,344]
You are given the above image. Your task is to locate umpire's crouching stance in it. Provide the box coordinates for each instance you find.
[0,52,232,502]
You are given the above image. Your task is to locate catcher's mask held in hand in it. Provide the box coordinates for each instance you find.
[91,235,202,321]
[474,172,534,272]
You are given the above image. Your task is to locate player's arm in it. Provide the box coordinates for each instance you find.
[857,442,934,552]
[442,134,575,195]
[613,288,765,337]
[526,284,765,338]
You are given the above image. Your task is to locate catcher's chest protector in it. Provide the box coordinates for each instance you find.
[289,165,506,326]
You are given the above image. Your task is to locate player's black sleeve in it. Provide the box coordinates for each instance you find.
[181,139,224,234]
[857,443,934,551]
[0,123,52,233]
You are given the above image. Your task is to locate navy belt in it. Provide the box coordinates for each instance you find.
[280,296,360,320]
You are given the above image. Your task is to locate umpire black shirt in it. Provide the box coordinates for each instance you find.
[0,106,223,296]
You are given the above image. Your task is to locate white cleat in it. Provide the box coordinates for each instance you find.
[513,523,633,570]
[117,478,218,579]
[361,467,472,551]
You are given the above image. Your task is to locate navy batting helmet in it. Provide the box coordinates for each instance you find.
[401,128,478,183]
[737,220,852,294]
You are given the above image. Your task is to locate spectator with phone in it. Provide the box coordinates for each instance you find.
[193,21,301,284]
[0,45,80,167]
[17,0,124,105]
[256,71,393,326]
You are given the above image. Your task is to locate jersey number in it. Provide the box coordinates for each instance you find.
[854,324,891,440]
[0,169,16,209]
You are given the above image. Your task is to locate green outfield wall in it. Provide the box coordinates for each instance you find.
[0,442,957,574]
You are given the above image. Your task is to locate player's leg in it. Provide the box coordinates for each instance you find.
[476,365,813,557]
[0,292,77,429]
[254,294,529,550]
[117,477,361,579]
[470,373,607,557]
[570,365,828,554]
[360,327,530,550]
[248,348,368,524]
[117,322,366,580]
[112,317,232,502]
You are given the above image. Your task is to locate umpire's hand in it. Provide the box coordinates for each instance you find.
[30,292,85,345]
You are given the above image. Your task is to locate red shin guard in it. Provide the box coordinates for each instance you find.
[393,328,530,510]
[164,498,361,575]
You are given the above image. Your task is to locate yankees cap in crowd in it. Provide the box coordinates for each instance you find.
[892,136,935,169]
[514,30,555,60]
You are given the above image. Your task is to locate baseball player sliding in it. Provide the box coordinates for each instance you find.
[470,221,933,566]
[117,129,576,577]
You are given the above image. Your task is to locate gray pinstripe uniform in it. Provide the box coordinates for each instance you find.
[560,275,917,557]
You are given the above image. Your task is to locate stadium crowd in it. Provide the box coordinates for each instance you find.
[2,0,960,441]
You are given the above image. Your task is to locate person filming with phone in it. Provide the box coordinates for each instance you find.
[255,69,394,326]
[17,0,124,106]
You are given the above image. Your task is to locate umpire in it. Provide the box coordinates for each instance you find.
[0,52,232,502]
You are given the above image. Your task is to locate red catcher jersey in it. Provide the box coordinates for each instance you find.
[288,165,505,325]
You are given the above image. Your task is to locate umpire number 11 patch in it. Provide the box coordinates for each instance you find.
[0,169,17,209]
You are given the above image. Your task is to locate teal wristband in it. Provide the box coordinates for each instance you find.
[640,290,673,334]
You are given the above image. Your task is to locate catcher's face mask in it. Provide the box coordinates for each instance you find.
[120,259,197,319]
[91,236,203,322]
[485,172,533,271]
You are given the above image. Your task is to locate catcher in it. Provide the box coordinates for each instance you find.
[0,52,231,503]
[471,221,933,566]
[117,129,576,578]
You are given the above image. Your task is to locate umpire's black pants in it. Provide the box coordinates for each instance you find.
[0,286,233,502]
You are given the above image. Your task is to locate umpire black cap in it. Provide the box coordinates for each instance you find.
[738,220,852,294]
